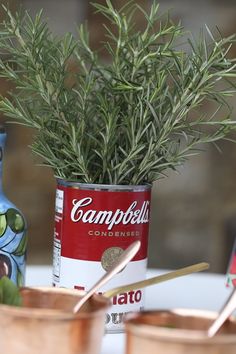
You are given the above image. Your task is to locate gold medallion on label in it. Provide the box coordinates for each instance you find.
[101,247,124,271]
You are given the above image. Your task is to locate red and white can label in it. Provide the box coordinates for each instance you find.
[52,183,151,332]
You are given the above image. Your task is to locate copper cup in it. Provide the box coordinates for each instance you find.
[0,287,110,354]
[125,309,236,354]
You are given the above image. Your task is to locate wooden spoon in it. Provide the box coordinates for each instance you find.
[104,262,209,298]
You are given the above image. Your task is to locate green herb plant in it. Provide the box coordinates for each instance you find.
[0,276,22,306]
[0,1,236,184]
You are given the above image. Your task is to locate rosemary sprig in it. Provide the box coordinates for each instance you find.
[0,1,236,184]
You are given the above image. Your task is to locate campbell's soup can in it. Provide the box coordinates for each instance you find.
[52,180,151,332]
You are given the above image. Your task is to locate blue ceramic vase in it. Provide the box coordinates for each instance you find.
[0,126,27,286]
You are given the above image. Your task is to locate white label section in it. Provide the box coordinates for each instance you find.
[55,189,64,214]
[57,257,147,291]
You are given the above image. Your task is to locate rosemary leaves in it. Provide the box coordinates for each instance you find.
[0,1,236,184]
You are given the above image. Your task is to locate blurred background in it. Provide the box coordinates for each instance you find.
[1,0,236,273]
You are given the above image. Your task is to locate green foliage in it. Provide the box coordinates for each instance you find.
[0,276,22,306]
[0,1,236,184]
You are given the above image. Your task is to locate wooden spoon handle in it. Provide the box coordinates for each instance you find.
[104,262,209,298]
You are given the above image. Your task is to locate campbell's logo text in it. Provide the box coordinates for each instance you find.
[70,197,150,230]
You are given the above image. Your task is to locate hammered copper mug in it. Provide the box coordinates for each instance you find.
[0,287,110,354]
[125,309,236,354]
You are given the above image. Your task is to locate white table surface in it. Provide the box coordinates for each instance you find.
[25,266,232,354]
